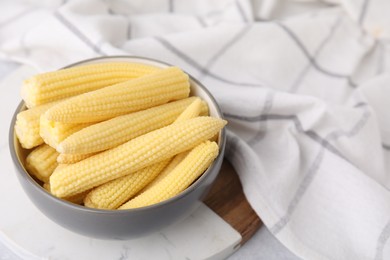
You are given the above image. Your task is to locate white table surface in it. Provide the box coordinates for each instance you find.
[0,59,300,260]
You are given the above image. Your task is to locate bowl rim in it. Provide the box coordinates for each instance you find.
[9,55,226,214]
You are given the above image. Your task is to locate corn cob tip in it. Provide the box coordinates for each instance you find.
[21,79,35,108]
[25,144,59,183]
[15,102,58,149]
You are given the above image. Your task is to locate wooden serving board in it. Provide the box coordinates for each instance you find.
[203,159,262,245]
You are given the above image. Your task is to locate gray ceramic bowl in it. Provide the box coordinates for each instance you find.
[9,56,226,240]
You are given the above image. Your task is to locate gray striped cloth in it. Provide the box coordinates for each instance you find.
[1,0,390,259]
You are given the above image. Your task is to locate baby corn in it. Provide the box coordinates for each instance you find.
[57,153,97,164]
[21,62,160,108]
[174,98,204,122]
[25,144,59,183]
[15,102,57,149]
[64,190,90,205]
[57,97,208,154]
[44,180,89,205]
[40,116,92,150]
[119,141,219,209]
[142,151,189,192]
[49,117,226,198]
[84,159,171,209]
[44,67,190,123]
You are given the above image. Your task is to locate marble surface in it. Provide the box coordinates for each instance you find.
[0,60,300,260]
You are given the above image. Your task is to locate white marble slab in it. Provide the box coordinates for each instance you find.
[0,66,242,260]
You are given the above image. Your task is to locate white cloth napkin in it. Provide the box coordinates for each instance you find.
[1,0,390,259]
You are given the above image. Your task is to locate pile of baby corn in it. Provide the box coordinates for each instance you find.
[15,62,226,210]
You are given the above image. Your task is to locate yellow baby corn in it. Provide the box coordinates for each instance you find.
[142,151,189,192]
[174,98,204,122]
[43,180,89,205]
[50,116,226,198]
[40,116,92,149]
[21,62,160,108]
[57,153,97,164]
[64,190,90,205]
[119,141,219,209]
[25,144,59,183]
[15,102,57,149]
[57,97,207,154]
[84,159,171,209]
[44,67,190,123]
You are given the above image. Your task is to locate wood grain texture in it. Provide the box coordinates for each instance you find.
[203,159,262,245]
